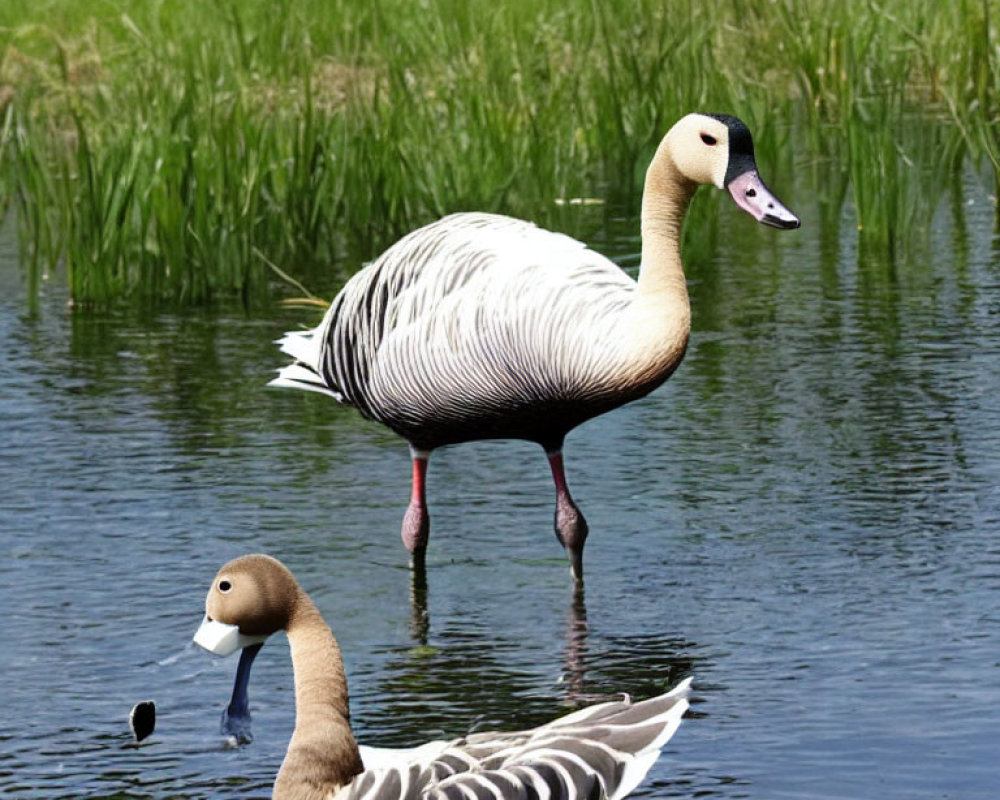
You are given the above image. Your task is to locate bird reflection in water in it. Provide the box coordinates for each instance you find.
[405,563,596,706]
[558,582,592,704]
[409,562,430,645]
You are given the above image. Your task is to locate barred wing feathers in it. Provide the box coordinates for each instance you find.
[271,213,636,444]
[339,679,690,800]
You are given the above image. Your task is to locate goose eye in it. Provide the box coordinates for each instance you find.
[218,579,233,593]
[700,133,717,146]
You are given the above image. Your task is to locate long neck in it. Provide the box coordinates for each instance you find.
[273,595,364,800]
[609,144,694,389]
[638,143,697,299]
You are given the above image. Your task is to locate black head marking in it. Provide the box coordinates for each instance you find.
[706,113,757,186]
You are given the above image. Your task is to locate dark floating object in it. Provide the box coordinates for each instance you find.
[129,700,156,742]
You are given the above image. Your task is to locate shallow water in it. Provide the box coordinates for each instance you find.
[1,175,999,799]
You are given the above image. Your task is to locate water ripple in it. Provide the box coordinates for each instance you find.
[2,189,999,798]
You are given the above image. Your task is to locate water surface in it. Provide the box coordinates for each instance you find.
[1,177,998,799]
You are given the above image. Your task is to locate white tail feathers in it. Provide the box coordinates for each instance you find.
[268,364,343,400]
[608,677,691,800]
[276,329,323,369]
[268,327,346,401]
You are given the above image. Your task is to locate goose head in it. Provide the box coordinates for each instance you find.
[194,554,297,657]
[193,555,309,744]
[661,112,800,230]
[193,555,365,792]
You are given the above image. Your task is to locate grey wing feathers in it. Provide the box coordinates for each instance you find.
[269,215,477,407]
[424,738,621,800]
[279,212,634,435]
[338,680,690,800]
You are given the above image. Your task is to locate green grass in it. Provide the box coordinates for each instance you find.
[0,0,996,307]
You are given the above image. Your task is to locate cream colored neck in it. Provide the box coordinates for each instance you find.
[637,145,697,299]
[605,145,694,390]
[273,596,363,800]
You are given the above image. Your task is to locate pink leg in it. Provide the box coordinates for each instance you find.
[547,450,588,582]
[401,451,430,564]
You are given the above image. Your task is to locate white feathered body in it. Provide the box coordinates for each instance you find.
[272,213,689,450]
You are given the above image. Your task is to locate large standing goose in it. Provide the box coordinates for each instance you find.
[194,554,691,800]
[271,113,799,579]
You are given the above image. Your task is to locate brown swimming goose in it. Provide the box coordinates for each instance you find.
[194,554,691,800]
[270,113,799,580]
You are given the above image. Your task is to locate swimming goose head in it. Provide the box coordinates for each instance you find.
[194,554,298,656]
[661,112,800,230]
[195,554,365,795]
